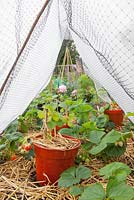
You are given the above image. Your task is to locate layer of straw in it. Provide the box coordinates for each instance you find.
[0,139,134,200]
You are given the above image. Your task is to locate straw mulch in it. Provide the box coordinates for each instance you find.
[0,139,134,200]
[0,157,72,200]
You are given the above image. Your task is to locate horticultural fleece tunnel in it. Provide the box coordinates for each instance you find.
[0,0,134,133]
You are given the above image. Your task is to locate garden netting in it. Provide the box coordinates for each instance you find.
[0,0,134,133]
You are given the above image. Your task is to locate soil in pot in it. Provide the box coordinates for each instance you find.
[33,133,81,185]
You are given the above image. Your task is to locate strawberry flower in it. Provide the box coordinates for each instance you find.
[71,89,77,96]
[58,85,67,93]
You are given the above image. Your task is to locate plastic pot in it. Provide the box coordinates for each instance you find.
[51,124,69,136]
[55,124,69,131]
[33,135,81,185]
[104,109,124,126]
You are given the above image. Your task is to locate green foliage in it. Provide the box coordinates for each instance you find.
[79,183,105,200]
[89,130,130,158]
[60,100,131,160]
[79,179,134,200]
[99,163,134,200]
[60,102,131,160]
[99,162,131,181]
[104,144,126,158]
[69,185,84,196]
[5,120,18,134]
[0,120,24,160]
[38,103,65,130]
[106,178,134,200]
[77,74,96,102]
[58,162,134,200]
[96,114,109,128]
[87,130,105,144]
[24,148,34,160]
[78,74,94,89]
[58,165,91,187]
[123,120,134,133]
[69,101,96,125]
[19,107,41,132]
[18,90,60,132]
[59,124,81,138]
[126,112,134,117]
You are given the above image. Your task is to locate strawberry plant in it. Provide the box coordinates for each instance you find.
[89,129,131,158]
[58,162,134,200]
[0,120,24,161]
[60,107,131,160]
[77,74,97,103]
[58,165,91,196]
[80,162,134,200]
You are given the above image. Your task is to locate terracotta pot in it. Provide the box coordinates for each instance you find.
[104,109,124,126]
[51,124,69,136]
[33,135,81,185]
[55,124,69,131]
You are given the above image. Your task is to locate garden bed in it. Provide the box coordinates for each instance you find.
[0,74,134,199]
[0,139,134,200]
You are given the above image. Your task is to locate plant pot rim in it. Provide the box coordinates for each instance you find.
[33,134,81,152]
[104,109,123,114]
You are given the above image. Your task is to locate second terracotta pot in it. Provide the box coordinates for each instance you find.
[104,109,124,126]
